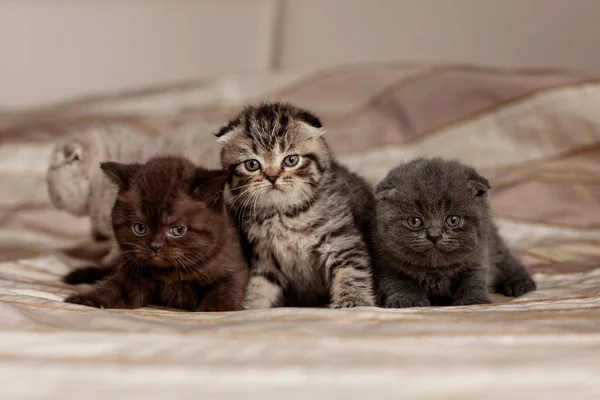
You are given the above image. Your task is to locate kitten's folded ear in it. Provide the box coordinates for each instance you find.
[50,141,84,167]
[296,110,326,137]
[297,109,323,129]
[374,177,399,201]
[214,117,241,144]
[469,171,491,197]
[191,169,228,208]
[62,142,83,163]
[100,162,141,190]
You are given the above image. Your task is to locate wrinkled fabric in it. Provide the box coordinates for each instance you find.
[1,63,600,399]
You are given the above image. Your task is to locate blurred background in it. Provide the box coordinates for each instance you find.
[2,0,600,107]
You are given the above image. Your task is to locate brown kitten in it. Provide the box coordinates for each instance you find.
[64,156,248,312]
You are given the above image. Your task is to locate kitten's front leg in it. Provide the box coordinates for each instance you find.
[197,274,248,312]
[244,255,285,309]
[324,238,376,308]
[378,273,430,308]
[490,235,536,297]
[452,267,491,306]
[65,275,151,309]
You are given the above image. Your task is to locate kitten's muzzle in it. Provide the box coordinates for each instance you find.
[264,173,280,185]
[426,228,442,244]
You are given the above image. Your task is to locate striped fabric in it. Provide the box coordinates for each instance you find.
[1,63,599,399]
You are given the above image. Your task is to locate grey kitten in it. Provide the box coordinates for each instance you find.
[216,102,376,308]
[374,158,536,308]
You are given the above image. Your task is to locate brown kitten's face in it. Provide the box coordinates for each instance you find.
[113,193,222,268]
[102,157,228,270]
[376,159,491,267]
[217,103,331,215]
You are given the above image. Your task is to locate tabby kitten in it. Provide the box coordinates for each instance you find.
[216,102,376,309]
[65,156,248,312]
[374,158,536,308]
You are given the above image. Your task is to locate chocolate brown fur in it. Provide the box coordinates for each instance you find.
[65,156,248,312]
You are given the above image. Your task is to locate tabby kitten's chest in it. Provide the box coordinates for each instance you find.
[246,213,324,290]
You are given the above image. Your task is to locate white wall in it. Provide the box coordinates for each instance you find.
[1,0,600,108]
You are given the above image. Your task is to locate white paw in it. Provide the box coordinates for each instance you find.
[243,296,275,310]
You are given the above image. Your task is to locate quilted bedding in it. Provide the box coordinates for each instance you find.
[1,63,600,399]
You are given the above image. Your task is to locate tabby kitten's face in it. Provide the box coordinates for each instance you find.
[216,103,331,214]
[376,159,491,267]
[102,157,228,269]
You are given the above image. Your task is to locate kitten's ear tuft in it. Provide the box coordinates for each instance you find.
[214,117,241,144]
[469,171,491,197]
[191,169,228,208]
[100,162,141,190]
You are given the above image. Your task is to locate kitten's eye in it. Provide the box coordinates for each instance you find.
[282,154,300,168]
[168,226,187,237]
[132,223,147,236]
[446,216,462,228]
[244,159,261,172]
[406,217,423,228]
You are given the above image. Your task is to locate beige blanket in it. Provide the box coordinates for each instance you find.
[1,63,600,399]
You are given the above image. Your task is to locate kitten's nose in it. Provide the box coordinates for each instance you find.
[265,174,279,184]
[150,245,162,253]
[426,229,442,244]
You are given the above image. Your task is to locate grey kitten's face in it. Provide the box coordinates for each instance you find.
[46,141,91,216]
[216,103,331,214]
[376,159,491,267]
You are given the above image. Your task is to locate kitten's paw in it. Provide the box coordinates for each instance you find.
[330,293,376,308]
[243,297,275,310]
[195,304,220,312]
[196,301,241,313]
[385,296,430,309]
[62,266,111,285]
[452,294,491,306]
[65,293,105,308]
[64,292,122,309]
[500,275,536,297]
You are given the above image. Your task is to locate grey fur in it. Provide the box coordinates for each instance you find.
[373,158,536,308]
[217,102,376,308]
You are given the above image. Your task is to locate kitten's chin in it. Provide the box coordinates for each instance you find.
[424,249,469,267]
[401,247,464,268]
[149,257,171,268]
[259,184,315,212]
[136,253,171,268]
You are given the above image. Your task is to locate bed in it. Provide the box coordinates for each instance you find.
[1,62,600,399]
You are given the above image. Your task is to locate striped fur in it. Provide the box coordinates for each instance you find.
[216,102,376,308]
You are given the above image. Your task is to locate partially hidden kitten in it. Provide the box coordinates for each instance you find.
[65,156,248,312]
[216,102,376,309]
[47,121,220,281]
[374,158,536,308]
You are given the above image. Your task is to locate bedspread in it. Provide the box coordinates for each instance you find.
[1,63,600,399]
